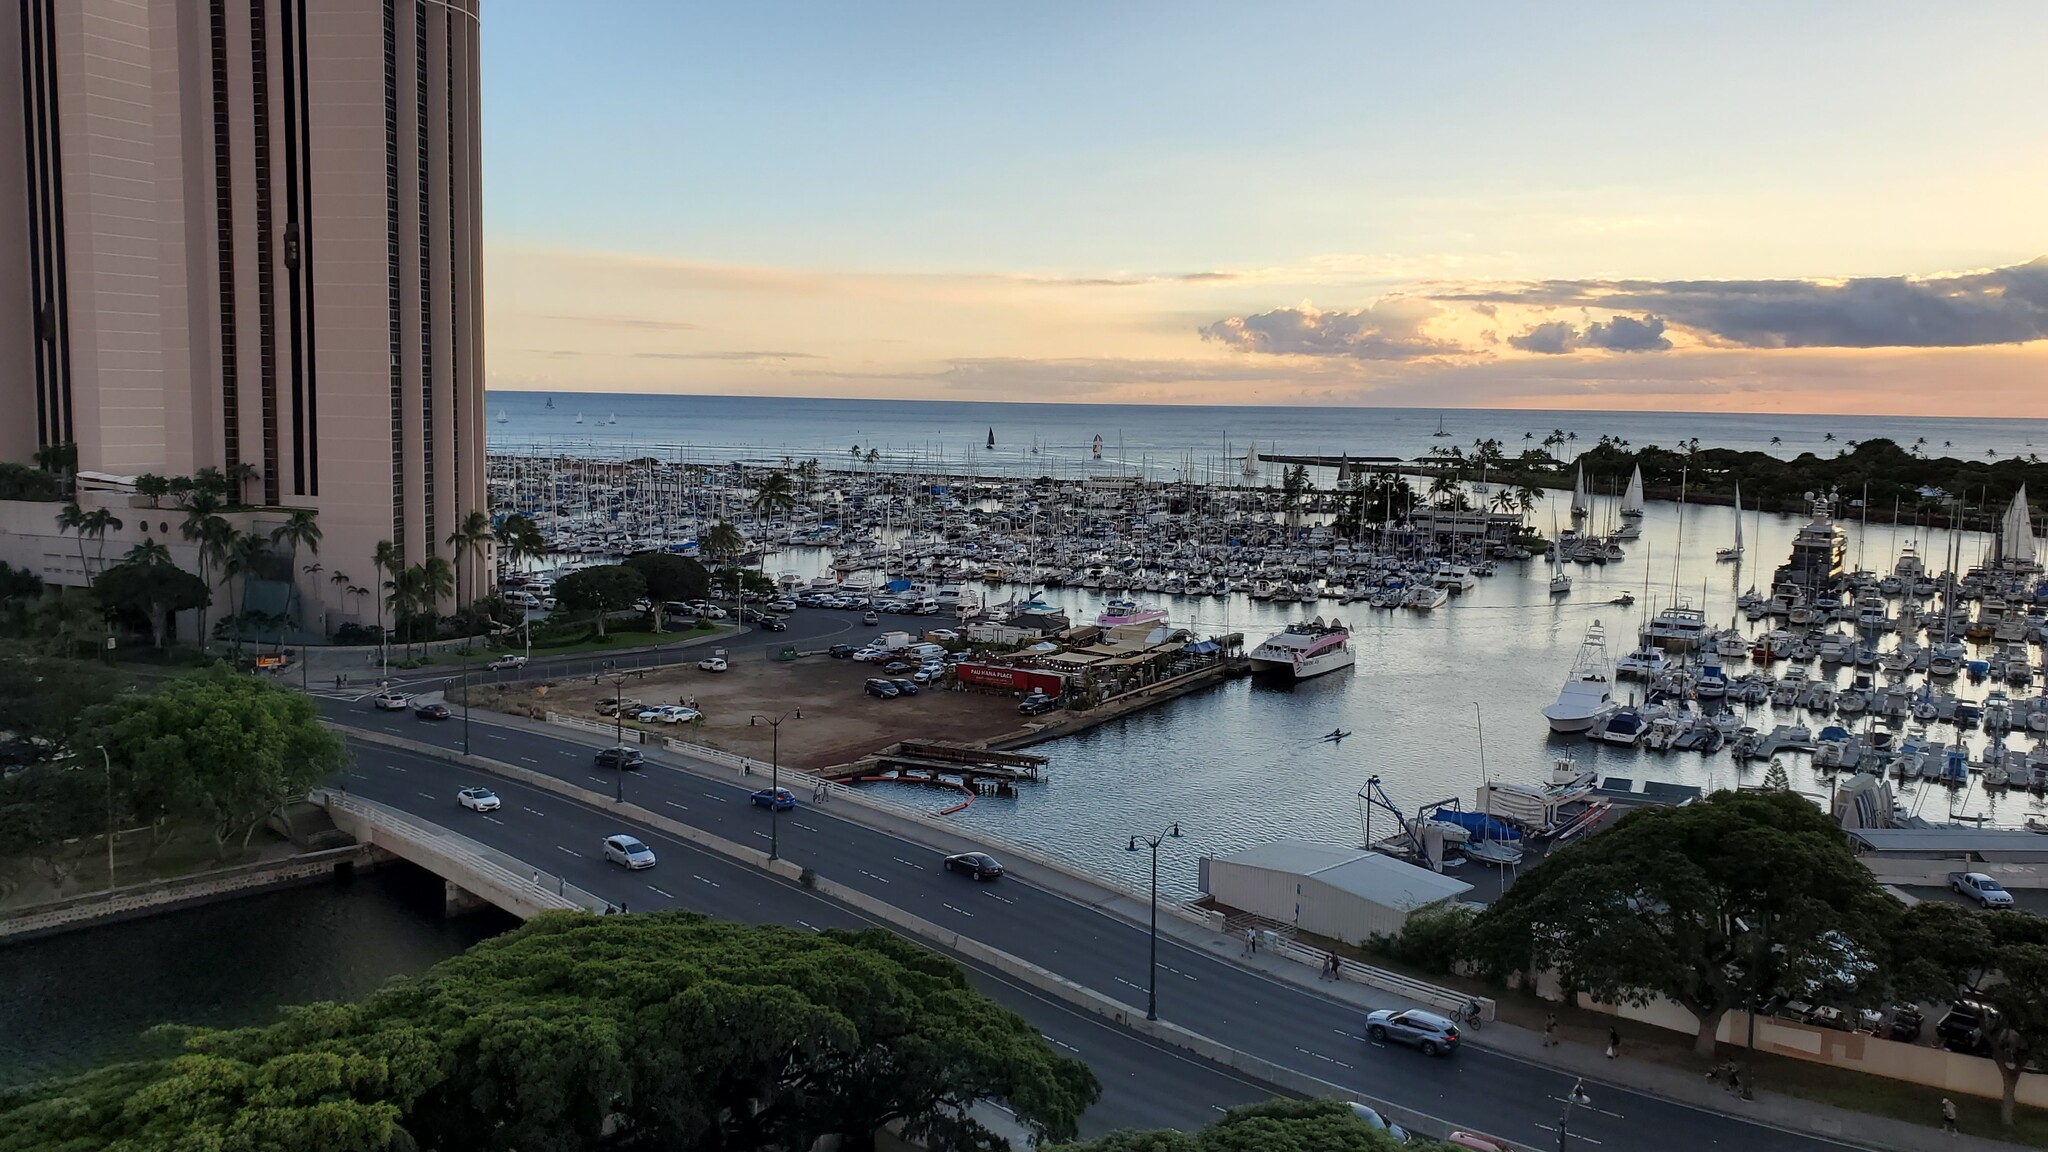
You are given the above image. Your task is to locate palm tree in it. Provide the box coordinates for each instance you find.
[1914,436,1928,457]
[1489,488,1517,514]
[1515,485,1543,521]
[179,498,230,647]
[1564,431,1578,459]
[120,539,177,649]
[701,520,745,565]
[752,471,797,522]
[1823,432,1836,443]
[54,502,88,583]
[270,508,322,628]
[218,530,269,655]
[445,510,493,630]
[371,539,400,660]
[1769,436,1782,455]
[81,508,123,578]
[226,461,260,505]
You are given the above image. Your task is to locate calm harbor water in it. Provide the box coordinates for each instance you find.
[0,869,513,1088]
[779,495,2048,900]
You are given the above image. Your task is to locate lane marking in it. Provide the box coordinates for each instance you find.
[1533,1125,1600,1146]
[587,776,610,785]
[792,821,818,831]
[1040,1033,1081,1054]
[523,807,546,817]
[942,902,975,918]
[417,791,436,800]
[752,831,769,841]
[1293,1045,1352,1070]
[482,815,505,826]
[893,856,922,868]
[646,884,674,899]
[1549,1098,1626,1120]
[664,800,689,811]
[702,792,725,801]
[798,920,818,932]
[983,891,1015,904]
[483,733,509,741]
[692,874,721,888]
[387,765,407,773]
[519,756,539,764]
[859,869,892,884]
[554,845,580,857]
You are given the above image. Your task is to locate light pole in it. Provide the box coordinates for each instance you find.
[1555,1077,1592,1152]
[751,710,799,859]
[1125,821,1182,1021]
[460,654,471,756]
[94,744,114,889]
[595,662,643,803]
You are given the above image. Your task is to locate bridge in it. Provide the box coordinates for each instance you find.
[313,789,608,919]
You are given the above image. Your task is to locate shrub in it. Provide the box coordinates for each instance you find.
[1364,903,1478,976]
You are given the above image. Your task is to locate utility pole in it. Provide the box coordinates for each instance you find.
[751,710,801,859]
[1125,822,1182,1021]
[1555,1077,1592,1152]
[595,662,643,803]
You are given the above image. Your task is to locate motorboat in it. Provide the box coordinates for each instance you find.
[1405,585,1450,611]
[1614,645,1667,680]
[1541,621,1616,734]
[1096,598,1168,628]
[1591,707,1646,747]
[1248,617,1356,680]
[1644,601,1710,650]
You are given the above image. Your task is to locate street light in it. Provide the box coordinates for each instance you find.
[94,744,114,889]
[1125,821,1182,1021]
[460,654,471,756]
[594,662,644,803]
[1555,1077,1593,1152]
[750,710,800,859]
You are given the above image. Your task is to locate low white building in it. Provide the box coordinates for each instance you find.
[1200,840,1472,944]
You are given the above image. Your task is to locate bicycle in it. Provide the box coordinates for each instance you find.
[1462,1001,1484,1030]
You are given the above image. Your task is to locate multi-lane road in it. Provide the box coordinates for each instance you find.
[327,681,1857,1152]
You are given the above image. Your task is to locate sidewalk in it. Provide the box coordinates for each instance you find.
[365,706,2033,1152]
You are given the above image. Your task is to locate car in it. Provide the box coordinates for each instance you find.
[1937,998,1999,1054]
[486,654,528,671]
[864,679,900,699]
[749,787,798,810]
[372,690,409,711]
[457,786,501,812]
[1346,1104,1411,1144]
[740,607,765,623]
[759,616,788,632]
[883,660,914,674]
[889,678,920,696]
[943,851,1005,880]
[912,668,940,684]
[1363,1009,1460,1056]
[603,834,657,869]
[414,702,450,720]
[828,643,858,659]
[595,697,643,717]
[1018,693,1059,715]
[1950,871,2015,909]
[862,611,880,625]
[594,746,645,771]
[634,706,669,723]
[698,657,729,672]
[660,706,701,724]
[697,605,727,619]
[924,628,959,642]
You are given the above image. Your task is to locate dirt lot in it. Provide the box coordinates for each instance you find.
[473,654,1039,770]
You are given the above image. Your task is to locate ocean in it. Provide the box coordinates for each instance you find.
[485,392,2048,480]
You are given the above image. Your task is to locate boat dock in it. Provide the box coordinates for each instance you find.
[824,741,1048,800]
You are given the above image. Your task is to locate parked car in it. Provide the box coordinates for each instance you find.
[751,787,798,811]
[596,697,643,717]
[1346,1104,1410,1144]
[594,746,645,771]
[372,691,409,711]
[696,605,728,619]
[924,628,959,642]
[457,786,501,812]
[486,654,528,671]
[1363,1009,1460,1056]
[862,611,880,626]
[759,616,788,632]
[603,834,657,869]
[889,678,920,696]
[1018,693,1059,716]
[414,702,450,720]
[883,660,914,674]
[1937,999,1999,1054]
[943,851,1004,880]
[864,679,900,699]
[828,643,858,659]
[1950,871,2015,909]
[698,657,729,673]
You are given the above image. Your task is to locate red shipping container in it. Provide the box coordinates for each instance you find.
[955,663,1066,697]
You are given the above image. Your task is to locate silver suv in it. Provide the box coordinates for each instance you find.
[1364,1008,1460,1056]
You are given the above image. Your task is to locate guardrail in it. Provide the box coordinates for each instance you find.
[545,711,643,744]
[1258,929,1494,1021]
[314,789,608,915]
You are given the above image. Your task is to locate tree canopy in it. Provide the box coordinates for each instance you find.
[0,913,1099,1152]
[1053,1099,1408,1152]
[1467,789,1895,1056]
[624,551,711,629]
[1887,901,2048,1126]
[94,545,210,649]
[552,565,646,637]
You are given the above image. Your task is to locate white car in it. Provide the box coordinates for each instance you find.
[697,605,728,620]
[637,705,700,724]
[697,657,728,672]
[457,786,501,812]
[924,629,959,642]
[372,691,409,711]
[604,834,657,869]
[486,654,528,671]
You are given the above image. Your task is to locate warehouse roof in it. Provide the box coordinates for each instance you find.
[1848,828,2048,859]
[1213,840,1472,910]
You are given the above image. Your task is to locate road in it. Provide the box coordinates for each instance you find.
[330,700,1858,1152]
[343,744,1272,1137]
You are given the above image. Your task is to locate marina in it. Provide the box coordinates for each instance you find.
[480,397,2048,897]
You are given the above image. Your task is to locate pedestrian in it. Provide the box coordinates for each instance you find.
[1606,1027,1620,1059]
[531,870,539,886]
[335,674,343,689]
[1242,928,1255,957]
[1249,928,1259,955]
[1942,1097,1958,1136]
[1542,1014,1559,1047]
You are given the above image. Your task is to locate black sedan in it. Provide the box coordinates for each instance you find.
[943,852,1005,880]
[413,702,450,720]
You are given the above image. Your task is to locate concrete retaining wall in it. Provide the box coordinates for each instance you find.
[0,845,372,944]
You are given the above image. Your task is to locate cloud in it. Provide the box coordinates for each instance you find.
[1199,298,1463,360]
[544,314,700,331]
[632,350,822,361]
[1507,320,1580,355]
[1510,314,1673,354]
[1446,258,2048,349]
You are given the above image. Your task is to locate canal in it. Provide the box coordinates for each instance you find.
[0,866,516,1088]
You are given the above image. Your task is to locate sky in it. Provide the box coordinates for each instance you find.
[478,2,2048,415]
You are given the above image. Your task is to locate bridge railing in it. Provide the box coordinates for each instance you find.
[314,789,609,916]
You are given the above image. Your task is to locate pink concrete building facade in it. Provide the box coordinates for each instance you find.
[0,0,485,627]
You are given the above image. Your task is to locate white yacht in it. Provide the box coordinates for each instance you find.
[1541,621,1616,734]
[1248,617,1356,680]
[1614,645,1668,679]
[1644,601,1709,650]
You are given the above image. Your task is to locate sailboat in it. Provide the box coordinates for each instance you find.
[574,413,584,424]
[1570,464,1590,521]
[1091,434,1103,460]
[495,410,508,424]
[986,427,995,450]
[1993,485,2040,573]
[545,396,554,409]
[1717,483,1745,562]
[606,413,619,425]
[1620,466,1645,519]
[1432,414,1450,438]
[1240,442,1260,477]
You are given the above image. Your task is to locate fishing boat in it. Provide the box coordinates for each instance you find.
[1248,617,1356,680]
[1541,620,1616,733]
[1717,483,1745,562]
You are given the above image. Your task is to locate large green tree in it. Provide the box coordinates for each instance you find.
[624,551,710,630]
[0,913,1098,1152]
[553,564,646,637]
[94,541,210,649]
[1468,790,1895,1057]
[1053,1099,1406,1152]
[74,667,346,857]
[1888,901,2048,1126]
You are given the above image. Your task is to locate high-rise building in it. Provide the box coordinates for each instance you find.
[0,0,486,634]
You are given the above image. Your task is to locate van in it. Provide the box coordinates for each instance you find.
[906,642,947,661]
[912,598,939,615]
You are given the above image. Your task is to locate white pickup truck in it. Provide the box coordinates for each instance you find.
[1949,871,2015,909]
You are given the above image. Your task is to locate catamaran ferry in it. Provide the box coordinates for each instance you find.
[1248,618,1355,680]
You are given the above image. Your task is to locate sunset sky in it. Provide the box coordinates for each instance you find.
[480,2,2048,414]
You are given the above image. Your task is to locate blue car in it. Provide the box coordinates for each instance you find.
[750,787,797,811]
